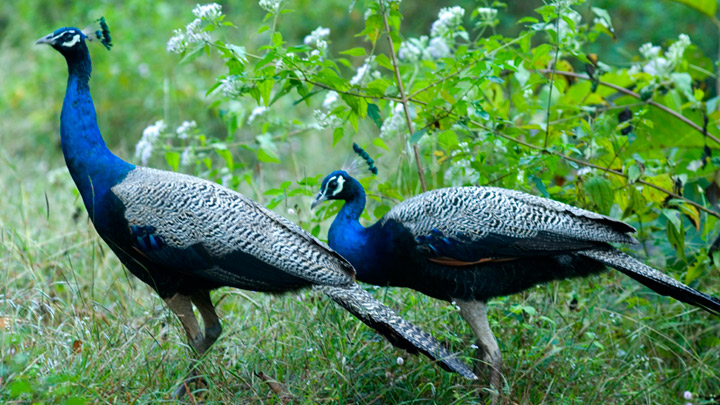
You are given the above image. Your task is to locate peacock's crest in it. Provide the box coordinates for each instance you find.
[83,17,112,50]
[351,142,377,175]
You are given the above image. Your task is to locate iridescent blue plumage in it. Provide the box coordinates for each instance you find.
[314,169,720,392]
[38,23,476,389]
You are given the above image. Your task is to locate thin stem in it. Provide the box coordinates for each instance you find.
[538,69,720,147]
[544,5,561,149]
[381,10,427,192]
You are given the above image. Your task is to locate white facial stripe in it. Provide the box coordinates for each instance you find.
[61,34,81,48]
[332,176,345,196]
[321,175,335,196]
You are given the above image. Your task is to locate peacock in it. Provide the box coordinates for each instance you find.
[36,21,478,392]
[312,144,720,392]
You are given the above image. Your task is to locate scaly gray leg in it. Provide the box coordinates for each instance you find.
[165,293,214,399]
[191,290,222,353]
[165,293,206,353]
[457,299,502,401]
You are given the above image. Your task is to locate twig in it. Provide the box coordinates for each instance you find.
[381,10,427,192]
[537,69,720,147]
[492,130,719,219]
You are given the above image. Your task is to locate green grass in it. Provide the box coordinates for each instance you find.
[1,157,718,404]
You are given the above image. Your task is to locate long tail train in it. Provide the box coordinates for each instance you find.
[315,283,478,380]
[580,248,720,316]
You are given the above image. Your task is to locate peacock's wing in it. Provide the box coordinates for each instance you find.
[111,167,354,288]
[382,186,637,264]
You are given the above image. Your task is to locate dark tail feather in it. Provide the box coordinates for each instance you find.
[580,248,720,316]
[315,283,477,380]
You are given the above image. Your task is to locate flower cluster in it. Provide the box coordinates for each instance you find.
[167,4,221,53]
[135,120,166,165]
[379,103,406,139]
[219,76,242,98]
[259,0,282,13]
[630,34,692,77]
[430,6,465,38]
[304,26,330,59]
[193,3,222,21]
[350,57,375,86]
[475,7,498,27]
[248,106,268,124]
[313,109,343,129]
[176,120,197,139]
[398,6,468,63]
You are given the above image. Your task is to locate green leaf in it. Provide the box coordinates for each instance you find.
[165,151,180,171]
[258,79,273,106]
[664,211,686,260]
[409,128,427,144]
[585,175,614,214]
[272,32,283,47]
[373,137,390,151]
[340,47,367,56]
[257,148,280,163]
[627,164,641,183]
[530,175,550,197]
[670,0,717,16]
[375,54,394,71]
[332,127,344,146]
[367,103,383,128]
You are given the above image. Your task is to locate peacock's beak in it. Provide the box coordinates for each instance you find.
[311,193,327,209]
[36,33,54,45]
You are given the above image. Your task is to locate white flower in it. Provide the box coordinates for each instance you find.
[639,43,661,59]
[427,37,450,59]
[667,34,691,64]
[221,173,232,188]
[193,3,222,21]
[259,0,281,13]
[398,36,428,62]
[322,91,338,109]
[167,29,186,53]
[642,57,669,76]
[304,26,330,47]
[220,76,242,98]
[470,344,479,349]
[248,106,268,123]
[185,18,211,44]
[430,6,465,38]
[476,7,497,21]
[396,357,404,366]
[304,26,330,56]
[176,120,197,139]
[135,120,166,165]
[180,149,193,166]
[350,57,374,86]
[313,109,342,129]
[380,103,406,139]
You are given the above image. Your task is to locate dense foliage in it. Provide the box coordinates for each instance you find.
[2,0,719,403]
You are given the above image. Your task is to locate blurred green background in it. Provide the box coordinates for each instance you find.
[2,0,717,164]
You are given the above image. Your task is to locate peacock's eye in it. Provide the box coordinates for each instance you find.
[328,180,338,189]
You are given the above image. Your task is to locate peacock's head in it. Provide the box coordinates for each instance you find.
[312,170,356,208]
[36,18,112,56]
[36,27,88,55]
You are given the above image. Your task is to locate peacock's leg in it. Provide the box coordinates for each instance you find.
[165,293,209,398]
[457,299,502,401]
[165,293,206,353]
[190,290,222,353]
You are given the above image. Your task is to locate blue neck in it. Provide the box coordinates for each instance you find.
[60,47,134,221]
[327,179,389,284]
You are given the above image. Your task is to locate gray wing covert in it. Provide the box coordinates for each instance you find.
[383,187,637,258]
[112,167,354,286]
